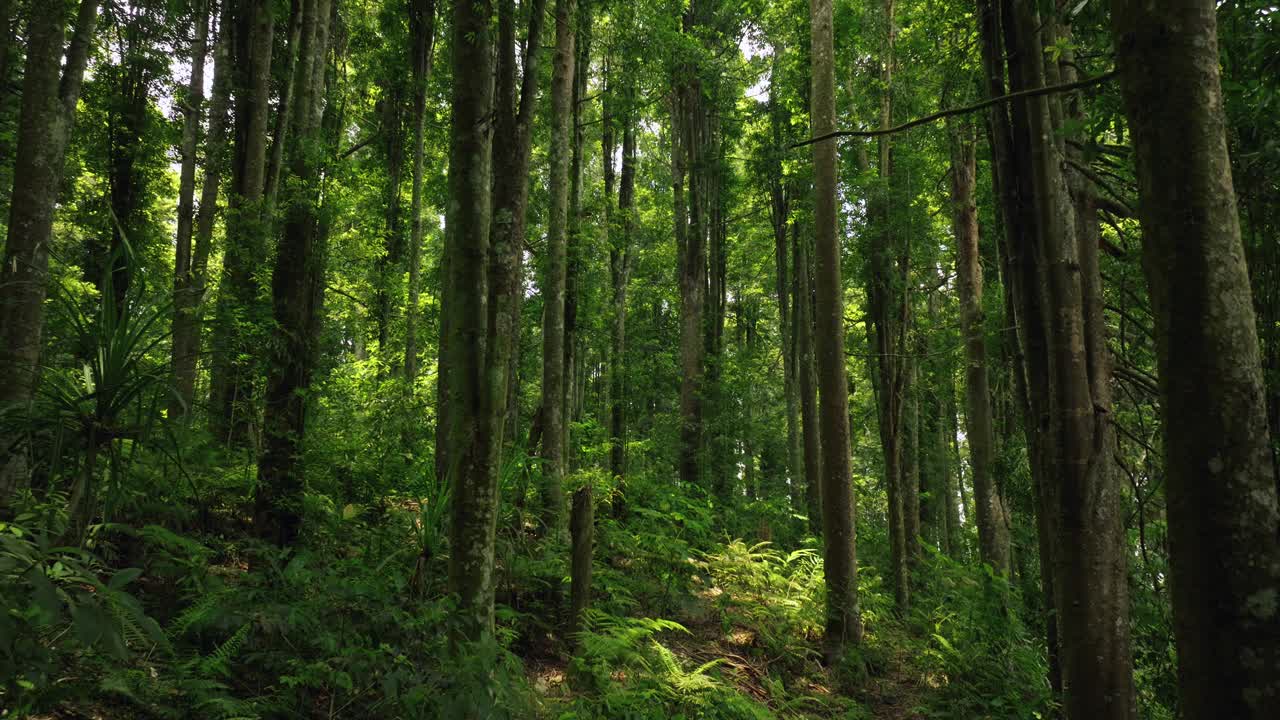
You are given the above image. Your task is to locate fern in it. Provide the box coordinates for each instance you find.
[168,587,234,639]
[199,623,251,676]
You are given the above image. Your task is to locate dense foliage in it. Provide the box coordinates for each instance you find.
[1,0,1277,718]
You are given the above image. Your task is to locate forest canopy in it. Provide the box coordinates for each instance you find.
[1,0,1278,718]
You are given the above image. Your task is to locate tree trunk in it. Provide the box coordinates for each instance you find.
[609,93,636,495]
[768,68,802,515]
[795,221,822,536]
[675,35,706,490]
[539,0,576,538]
[811,0,862,662]
[866,0,911,614]
[442,0,499,641]
[256,0,334,547]
[374,84,405,363]
[0,0,100,502]
[567,2,593,635]
[977,0,1060,693]
[1112,1,1280,715]
[903,357,921,566]
[949,123,1011,576]
[171,0,212,418]
[1006,1,1134,715]
[404,0,437,380]
[209,0,275,444]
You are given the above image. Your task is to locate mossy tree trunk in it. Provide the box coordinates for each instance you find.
[1112,0,1280,715]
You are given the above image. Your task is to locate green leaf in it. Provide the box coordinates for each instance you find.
[108,567,143,590]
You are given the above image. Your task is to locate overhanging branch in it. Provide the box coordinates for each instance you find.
[791,70,1116,148]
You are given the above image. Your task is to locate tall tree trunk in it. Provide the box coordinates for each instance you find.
[977,0,1060,693]
[374,86,405,363]
[209,0,275,444]
[903,356,920,566]
[949,123,1010,576]
[95,16,158,319]
[867,0,910,613]
[609,92,636,495]
[488,0,545,432]
[404,0,436,380]
[675,25,707,490]
[706,105,730,505]
[1112,1,1280,715]
[768,68,802,514]
[795,220,822,536]
[0,0,100,503]
[442,0,500,642]
[1005,1,1134,714]
[811,0,862,662]
[177,1,236,421]
[567,1,593,635]
[539,0,576,538]
[171,0,213,418]
[256,0,335,547]
[264,0,303,208]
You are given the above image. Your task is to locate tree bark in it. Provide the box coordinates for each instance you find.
[811,0,862,663]
[171,0,213,418]
[1112,1,1280,715]
[1005,2,1134,715]
[404,0,436,380]
[795,221,822,536]
[209,0,275,444]
[442,0,500,641]
[949,123,1011,576]
[609,91,636,494]
[256,0,334,547]
[767,66,802,515]
[675,24,707,490]
[0,0,100,502]
[539,0,576,538]
[903,356,921,566]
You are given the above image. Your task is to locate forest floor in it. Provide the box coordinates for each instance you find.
[522,538,937,719]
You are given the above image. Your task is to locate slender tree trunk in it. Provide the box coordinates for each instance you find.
[866,0,911,613]
[949,123,1010,576]
[1113,1,1280,715]
[903,357,921,566]
[0,0,100,502]
[795,221,822,536]
[404,0,436,381]
[675,44,707,490]
[567,2,593,635]
[811,0,862,662]
[488,0,545,432]
[539,0,576,538]
[1005,1,1134,714]
[256,0,334,547]
[609,97,636,494]
[209,0,276,444]
[264,0,303,209]
[768,70,801,514]
[374,86,405,362]
[94,17,158,319]
[171,0,212,418]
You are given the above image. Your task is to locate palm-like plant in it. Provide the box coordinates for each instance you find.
[40,260,172,542]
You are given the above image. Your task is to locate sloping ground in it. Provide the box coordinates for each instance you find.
[526,541,941,719]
